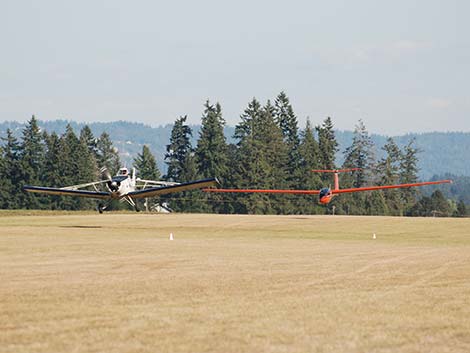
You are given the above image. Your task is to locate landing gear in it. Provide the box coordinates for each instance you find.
[97,203,107,214]
[124,196,140,212]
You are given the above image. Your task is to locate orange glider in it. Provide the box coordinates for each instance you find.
[203,169,452,205]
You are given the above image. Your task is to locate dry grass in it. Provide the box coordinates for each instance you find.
[1,212,470,353]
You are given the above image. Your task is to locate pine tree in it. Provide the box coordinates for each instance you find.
[76,132,98,210]
[342,120,375,188]
[133,145,161,211]
[165,115,193,182]
[274,92,302,188]
[20,115,46,209]
[164,116,198,212]
[42,132,64,209]
[298,119,323,214]
[233,99,289,214]
[57,125,82,210]
[195,101,229,179]
[0,130,22,209]
[339,120,376,215]
[429,190,452,217]
[234,98,262,144]
[456,200,467,217]
[376,137,403,215]
[134,145,161,180]
[96,132,121,175]
[195,101,230,213]
[79,125,98,159]
[400,138,420,214]
[316,117,338,171]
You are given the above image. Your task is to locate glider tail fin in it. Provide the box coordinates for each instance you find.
[311,168,361,191]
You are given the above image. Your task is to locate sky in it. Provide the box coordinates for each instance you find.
[1,0,469,135]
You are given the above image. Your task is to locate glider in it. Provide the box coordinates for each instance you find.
[203,168,452,204]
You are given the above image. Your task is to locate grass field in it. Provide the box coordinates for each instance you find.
[1,212,470,353]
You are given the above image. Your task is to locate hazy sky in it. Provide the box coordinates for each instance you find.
[1,0,468,134]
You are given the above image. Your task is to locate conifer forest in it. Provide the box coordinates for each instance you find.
[0,93,466,217]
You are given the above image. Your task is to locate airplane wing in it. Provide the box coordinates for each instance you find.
[128,178,219,199]
[331,180,452,194]
[203,188,321,195]
[136,179,180,187]
[23,186,111,199]
[61,180,108,190]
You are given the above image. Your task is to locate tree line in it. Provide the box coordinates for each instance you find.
[0,93,466,216]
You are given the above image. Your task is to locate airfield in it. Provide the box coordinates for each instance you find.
[1,212,470,353]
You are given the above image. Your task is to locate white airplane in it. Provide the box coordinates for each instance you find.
[23,167,218,213]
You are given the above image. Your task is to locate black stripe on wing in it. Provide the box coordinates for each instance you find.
[127,178,219,199]
[23,186,111,199]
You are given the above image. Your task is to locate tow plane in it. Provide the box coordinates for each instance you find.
[23,167,219,212]
[203,168,452,205]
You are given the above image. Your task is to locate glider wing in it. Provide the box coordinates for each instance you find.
[332,180,452,194]
[203,188,321,195]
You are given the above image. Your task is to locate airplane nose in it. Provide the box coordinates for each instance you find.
[108,181,120,192]
[319,196,331,204]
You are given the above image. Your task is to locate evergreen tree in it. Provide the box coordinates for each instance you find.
[274,92,303,188]
[96,132,120,175]
[76,131,98,209]
[233,99,289,214]
[133,145,161,211]
[164,116,199,212]
[316,117,338,171]
[165,115,193,182]
[0,130,22,209]
[342,120,375,188]
[134,145,161,180]
[298,119,323,214]
[429,190,452,217]
[195,101,229,179]
[339,120,377,215]
[195,101,230,213]
[409,190,451,217]
[20,115,46,208]
[234,98,262,144]
[455,200,467,217]
[42,132,64,209]
[79,125,98,159]
[400,139,420,214]
[376,137,403,215]
[57,125,82,209]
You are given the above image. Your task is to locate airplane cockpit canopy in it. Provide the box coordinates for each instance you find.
[319,188,331,198]
[118,168,129,176]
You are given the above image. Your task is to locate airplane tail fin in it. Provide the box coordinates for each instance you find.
[311,168,361,191]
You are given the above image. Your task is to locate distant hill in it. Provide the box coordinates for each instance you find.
[1,120,468,180]
[335,130,470,180]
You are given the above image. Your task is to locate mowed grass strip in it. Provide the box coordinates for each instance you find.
[1,213,470,353]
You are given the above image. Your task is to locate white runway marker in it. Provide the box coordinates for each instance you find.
[373,233,376,239]
[169,233,174,240]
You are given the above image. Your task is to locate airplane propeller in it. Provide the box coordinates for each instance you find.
[100,167,112,181]
[100,167,120,192]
